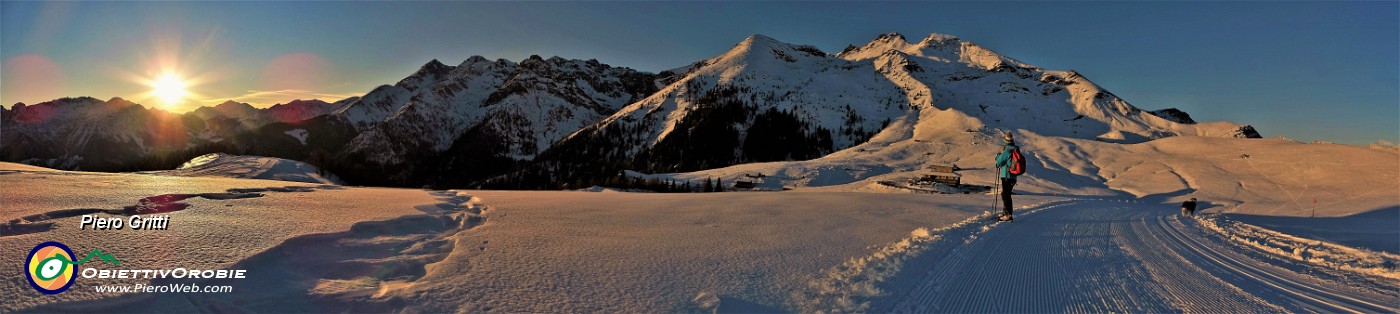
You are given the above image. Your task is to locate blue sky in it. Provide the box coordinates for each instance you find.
[2,1,1395,145]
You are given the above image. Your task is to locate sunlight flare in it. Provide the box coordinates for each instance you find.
[150,72,188,105]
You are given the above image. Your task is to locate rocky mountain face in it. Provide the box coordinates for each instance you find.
[3,97,184,170]
[325,55,658,185]
[2,32,1261,188]
[1148,108,1196,124]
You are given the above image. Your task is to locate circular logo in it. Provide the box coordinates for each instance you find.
[26,241,77,294]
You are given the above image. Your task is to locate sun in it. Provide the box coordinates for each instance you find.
[149,73,188,105]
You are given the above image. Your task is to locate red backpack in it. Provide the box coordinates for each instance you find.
[1008,148,1027,176]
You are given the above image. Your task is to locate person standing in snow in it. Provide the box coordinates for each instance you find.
[1181,198,1198,216]
[994,132,1021,221]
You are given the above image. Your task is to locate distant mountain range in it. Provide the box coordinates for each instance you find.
[0,32,1260,187]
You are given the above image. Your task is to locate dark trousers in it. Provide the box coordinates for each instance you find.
[1000,178,1016,215]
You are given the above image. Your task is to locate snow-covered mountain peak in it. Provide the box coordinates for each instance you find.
[518,55,555,71]
[284,99,327,106]
[180,98,338,129]
[690,34,833,83]
[460,55,490,66]
[96,97,143,114]
[263,99,341,123]
[267,99,331,112]
[954,40,1034,71]
[918,33,960,45]
[49,96,103,106]
[26,97,112,120]
[837,32,1019,70]
[655,35,831,85]
[724,34,781,57]
[740,34,784,45]
[105,97,137,108]
[422,58,451,71]
[397,59,455,90]
[217,100,256,111]
[541,31,1266,187]
[334,54,659,176]
[724,34,826,60]
[872,32,910,45]
[838,32,921,60]
[215,100,255,111]
[331,84,414,130]
[551,33,911,175]
[198,100,258,119]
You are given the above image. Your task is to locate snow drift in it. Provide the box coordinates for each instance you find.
[148,153,343,184]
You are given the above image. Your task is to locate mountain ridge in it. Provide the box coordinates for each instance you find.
[496,32,1261,188]
[2,32,1263,188]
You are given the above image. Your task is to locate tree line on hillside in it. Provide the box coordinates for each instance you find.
[481,83,876,190]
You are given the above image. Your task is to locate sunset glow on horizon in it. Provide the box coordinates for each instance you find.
[1,1,1395,144]
[149,73,188,107]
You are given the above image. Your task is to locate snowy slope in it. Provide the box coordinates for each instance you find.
[537,33,1261,185]
[645,129,1396,217]
[145,153,343,184]
[591,34,1392,219]
[633,114,1399,281]
[550,35,909,169]
[835,32,1259,142]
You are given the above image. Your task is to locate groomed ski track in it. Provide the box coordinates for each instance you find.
[854,199,1397,313]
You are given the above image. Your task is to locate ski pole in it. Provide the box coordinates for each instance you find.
[992,174,999,216]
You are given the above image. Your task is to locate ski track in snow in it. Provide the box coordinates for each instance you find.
[810,199,1397,313]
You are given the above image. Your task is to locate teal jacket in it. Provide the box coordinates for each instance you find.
[995,142,1019,179]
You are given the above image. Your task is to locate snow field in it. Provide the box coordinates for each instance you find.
[377,190,1007,312]
[106,190,493,312]
[4,162,1395,312]
[0,164,442,312]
